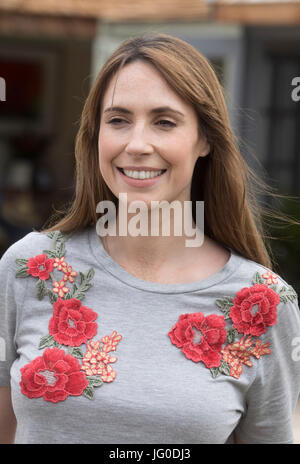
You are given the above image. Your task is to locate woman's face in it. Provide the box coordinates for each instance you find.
[98,60,210,209]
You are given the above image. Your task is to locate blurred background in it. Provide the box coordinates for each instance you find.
[0,0,300,441]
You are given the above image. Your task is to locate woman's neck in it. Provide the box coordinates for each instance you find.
[100,206,210,271]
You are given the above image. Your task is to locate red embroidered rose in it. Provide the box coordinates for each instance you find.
[168,312,227,368]
[229,283,280,337]
[26,254,54,280]
[19,347,88,403]
[49,298,98,346]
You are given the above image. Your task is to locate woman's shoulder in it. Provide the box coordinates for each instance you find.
[208,239,297,303]
[0,230,76,270]
[226,250,300,339]
[0,228,91,275]
[234,250,298,302]
[0,230,51,268]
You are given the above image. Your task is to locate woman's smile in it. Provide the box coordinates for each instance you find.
[116,166,168,188]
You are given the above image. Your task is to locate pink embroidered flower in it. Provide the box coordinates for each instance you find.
[249,339,272,359]
[19,347,88,403]
[62,265,77,283]
[81,332,122,382]
[49,298,98,346]
[168,312,227,368]
[53,257,67,271]
[221,336,254,379]
[229,284,280,337]
[52,279,69,298]
[262,270,278,286]
[221,336,272,379]
[26,254,54,281]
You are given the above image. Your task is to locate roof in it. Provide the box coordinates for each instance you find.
[1,0,300,24]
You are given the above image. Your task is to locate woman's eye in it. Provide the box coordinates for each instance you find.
[107,118,125,124]
[156,120,176,128]
[106,118,176,127]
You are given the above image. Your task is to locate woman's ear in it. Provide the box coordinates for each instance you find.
[197,126,210,158]
[200,139,210,157]
[197,136,210,158]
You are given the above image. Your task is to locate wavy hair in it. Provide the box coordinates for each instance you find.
[42,32,299,270]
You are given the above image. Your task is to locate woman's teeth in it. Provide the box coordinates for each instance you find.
[121,169,165,179]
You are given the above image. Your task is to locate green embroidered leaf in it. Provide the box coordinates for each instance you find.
[270,284,278,292]
[15,266,29,278]
[47,231,68,260]
[226,326,238,344]
[219,359,231,376]
[86,375,103,388]
[43,249,58,259]
[46,231,58,240]
[79,272,85,285]
[252,272,265,285]
[73,291,86,301]
[82,376,104,400]
[69,347,84,358]
[278,285,298,303]
[210,360,231,379]
[47,231,66,242]
[57,232,68,242]
[82,385,95,400]
[215,296,234,319]
[79,269,94,284]
[79,283,92,293]
[86,268,95,281]
[56,241,66,258]
[16,258,28,266]
[72,268,94,300]
[36,279,48,300]
[53,340,62,348]
[70,283,78,297]
[210,367,221,378]
[48,290,58,304]
[39,334,55,350]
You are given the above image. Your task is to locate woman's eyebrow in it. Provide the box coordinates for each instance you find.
[103,106,185,118]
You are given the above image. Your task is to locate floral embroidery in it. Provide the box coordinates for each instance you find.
[48,297,98,347]
[53,257,67,271]
[19,347,88,403]
[249,339,272,358]
[169,269,298,380]
[220,336,271,379]
[16,230,123,403]
[62,265,77,283]
[229,284,280,337]
[26,254,54,280]
[81,331,122,381]
[52,279,70,298]
[262,270,278,286]
[168,312,227,368]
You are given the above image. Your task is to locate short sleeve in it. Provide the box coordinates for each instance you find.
[0,244,27,386]
[234,295,300,444]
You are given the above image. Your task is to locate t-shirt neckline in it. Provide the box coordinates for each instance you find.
[88,226,244,294]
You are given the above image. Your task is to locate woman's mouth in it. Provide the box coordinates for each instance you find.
[117,167,167,180]
[116,167,167,187]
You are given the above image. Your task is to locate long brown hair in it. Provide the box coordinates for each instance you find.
[42,32,299,270]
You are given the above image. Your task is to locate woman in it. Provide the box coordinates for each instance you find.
[0,32,299,444]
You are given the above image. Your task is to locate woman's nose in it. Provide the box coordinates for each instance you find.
[125,124,154,156]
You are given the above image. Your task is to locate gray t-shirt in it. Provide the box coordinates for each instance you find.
[0,226,299,444]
